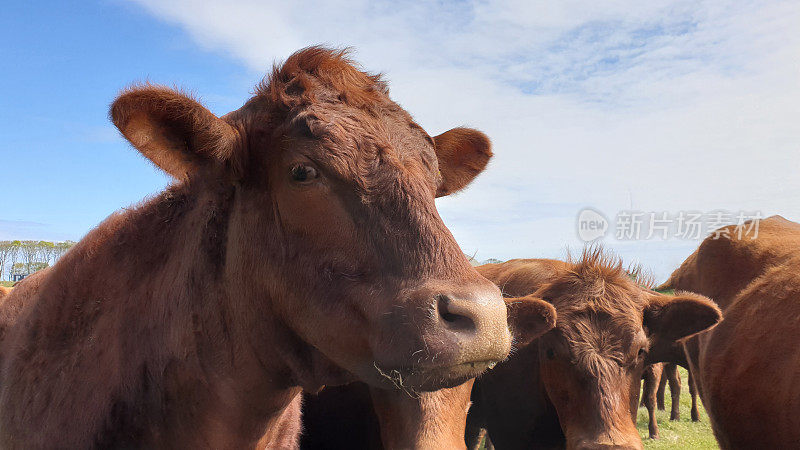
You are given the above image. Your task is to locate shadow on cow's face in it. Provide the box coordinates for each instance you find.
[528,251,721,450]
[110,48,511,392]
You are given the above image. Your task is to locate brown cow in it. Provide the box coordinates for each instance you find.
[297,294,557,449]
[661,215,800,449]
[466,249,721,450]
[0,286,10,301]
[0,47,516,448]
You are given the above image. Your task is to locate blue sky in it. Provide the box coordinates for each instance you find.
[2,1,799,280]
[0,1,256,240]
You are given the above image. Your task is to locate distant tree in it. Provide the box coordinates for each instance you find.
[0,241,14,281]
[55,240,76,260]
[38,240,55,267]
[483,258,503,264]
[19,241,41,275]
[4,241,21,281]
[0,240,75,280]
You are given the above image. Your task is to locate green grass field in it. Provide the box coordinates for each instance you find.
[638,367,718,449]
[0,281,13,288]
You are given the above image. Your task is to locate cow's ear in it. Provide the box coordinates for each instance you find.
[505,295,557,347]
[110,85,241,180]
[644,291,721,362]
[432,127,492,197]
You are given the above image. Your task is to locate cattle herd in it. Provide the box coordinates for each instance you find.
[0,46,796,449]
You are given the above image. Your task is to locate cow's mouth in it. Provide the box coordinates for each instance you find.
[372,359,498,392]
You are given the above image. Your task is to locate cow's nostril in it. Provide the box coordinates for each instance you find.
[437,294,476,332]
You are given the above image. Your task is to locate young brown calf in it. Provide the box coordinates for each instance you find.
[466,250,720,449]
[0,47,514,448]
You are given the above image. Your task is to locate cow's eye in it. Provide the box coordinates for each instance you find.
[545,348,555,360]
[290,164,318,183]
[637,348,647,360]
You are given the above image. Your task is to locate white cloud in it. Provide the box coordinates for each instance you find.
[127,0,800,280]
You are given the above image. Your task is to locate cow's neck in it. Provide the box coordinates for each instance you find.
[221,183,359,393]
[46,181,300,446]
[370,383,473,449]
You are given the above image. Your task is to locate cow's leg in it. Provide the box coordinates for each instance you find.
[665,363,681,421]
[642,364,660,439]
[656,365,668,411]
[688,368,700,422]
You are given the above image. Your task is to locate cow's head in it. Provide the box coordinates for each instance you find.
[109,47,511,391]
[531,249,720,449]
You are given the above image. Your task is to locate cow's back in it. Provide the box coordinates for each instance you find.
[477,259,568,297]
[663,215,800,311]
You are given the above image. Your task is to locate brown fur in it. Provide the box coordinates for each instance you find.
[254,394,303,449]
[0,47,512,449]
[370,381,476,449]
[662,215,800,449]
[0,287,10,301]
[467,249,720,450]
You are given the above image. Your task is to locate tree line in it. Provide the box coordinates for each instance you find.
[0,240,76,281]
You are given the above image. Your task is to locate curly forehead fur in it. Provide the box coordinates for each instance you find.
[541,247,650,318]
[250,47,437,199]
[538,248,652,377]
[257,46,390,112]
